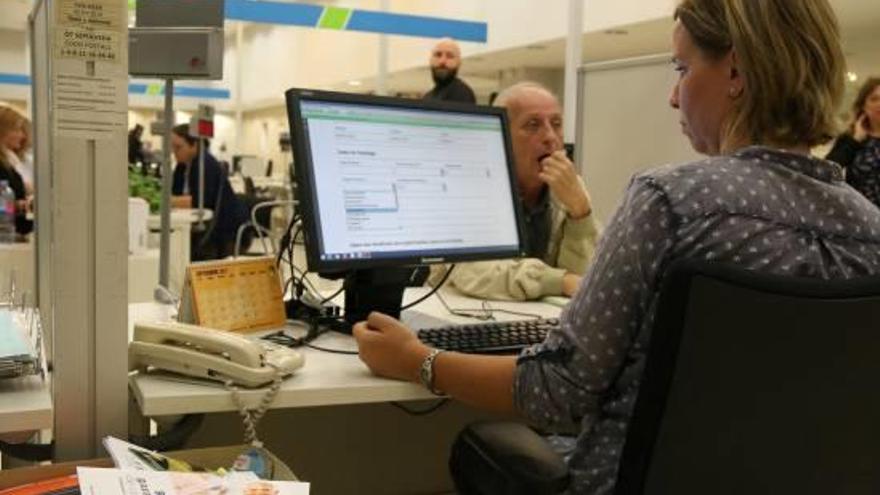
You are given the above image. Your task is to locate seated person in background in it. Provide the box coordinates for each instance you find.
[430,82,600,301]
[354,0,880,492]
[128,124,146,166]
[825,77,880,206]
[170,124,249,261]
[0,107,33,235]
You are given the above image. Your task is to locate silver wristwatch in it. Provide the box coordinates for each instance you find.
[419,349,446,395]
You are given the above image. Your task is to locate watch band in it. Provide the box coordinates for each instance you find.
[419,348,446,395]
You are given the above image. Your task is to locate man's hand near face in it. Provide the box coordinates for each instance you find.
[539,150,592,219]
[562,272,582,297]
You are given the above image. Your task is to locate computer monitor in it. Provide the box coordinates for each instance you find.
[285,88,526,328]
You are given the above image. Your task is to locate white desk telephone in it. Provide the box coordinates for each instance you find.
[130,321,305,388]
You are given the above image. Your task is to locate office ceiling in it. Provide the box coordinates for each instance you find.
[328,18,673,95]
[2,0,876,100]
[343,0,880,96]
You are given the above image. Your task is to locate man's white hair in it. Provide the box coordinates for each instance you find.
[493,82,558,108]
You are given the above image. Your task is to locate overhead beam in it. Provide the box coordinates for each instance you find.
[224,0,487,42]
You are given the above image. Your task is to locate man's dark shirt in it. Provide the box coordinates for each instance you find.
[423,77,476,104]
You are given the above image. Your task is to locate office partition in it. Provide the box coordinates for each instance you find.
[30,0,129,460]
[579,55,700,224]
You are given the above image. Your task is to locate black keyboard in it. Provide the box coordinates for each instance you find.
[417,318,559,354]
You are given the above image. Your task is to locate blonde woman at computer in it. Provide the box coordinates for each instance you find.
[429,82,600,301]
[355,1,880,493]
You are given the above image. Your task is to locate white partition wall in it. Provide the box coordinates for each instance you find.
[579,55,701,224]
[30,0,129,460]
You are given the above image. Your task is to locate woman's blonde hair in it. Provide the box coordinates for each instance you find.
[0,106,25,153]
[17,118,32,159]
[674,0,845,150]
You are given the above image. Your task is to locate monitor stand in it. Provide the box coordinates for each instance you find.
[336,267,419,334]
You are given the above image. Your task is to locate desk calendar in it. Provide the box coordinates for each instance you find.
[178,257,286,332]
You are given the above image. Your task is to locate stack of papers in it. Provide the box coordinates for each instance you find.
[0,309,40,379]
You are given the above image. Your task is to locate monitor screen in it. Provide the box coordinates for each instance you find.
[286,89,525,272]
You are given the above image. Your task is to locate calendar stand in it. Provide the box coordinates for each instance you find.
[178,257,286,332]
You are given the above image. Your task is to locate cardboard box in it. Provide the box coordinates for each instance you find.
[0,444,296,490]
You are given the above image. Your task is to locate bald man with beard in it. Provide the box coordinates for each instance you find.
[423,38,476,104]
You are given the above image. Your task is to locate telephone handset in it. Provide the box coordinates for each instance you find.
[129,321,305,388]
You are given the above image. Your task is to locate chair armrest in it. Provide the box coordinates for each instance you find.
[449,421,570,495]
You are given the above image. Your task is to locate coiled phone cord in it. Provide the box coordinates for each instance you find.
[224,364,284,446]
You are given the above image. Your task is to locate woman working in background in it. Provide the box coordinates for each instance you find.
[353,0,880,492]
[0,107,33,235]
[11,117,33,194]
[826,77,880,206]
[129,123,146,167]
[170,124,248,261]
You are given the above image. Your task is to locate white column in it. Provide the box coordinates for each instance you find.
[563,0,584,143]
[376,0,389,96]
[31,0,129,460]
[235,22,244,154]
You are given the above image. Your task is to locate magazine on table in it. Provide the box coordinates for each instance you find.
[102,436,210,473]
[76,468,310,495]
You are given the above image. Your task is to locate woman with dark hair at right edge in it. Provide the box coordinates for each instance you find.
[826,77,880,207]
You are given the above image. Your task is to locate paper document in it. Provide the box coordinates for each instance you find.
[103,436,215,473]
[77,468,310,495]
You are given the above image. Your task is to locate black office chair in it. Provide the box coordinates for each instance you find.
[450,260,880,495]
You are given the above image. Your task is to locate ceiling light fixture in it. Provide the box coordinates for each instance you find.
[847,72,858,83]
[348,80,363,86]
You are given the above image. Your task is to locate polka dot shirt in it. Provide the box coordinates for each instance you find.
[513,146,880,494]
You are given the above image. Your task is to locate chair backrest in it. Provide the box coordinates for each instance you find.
[616,260,880,495]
